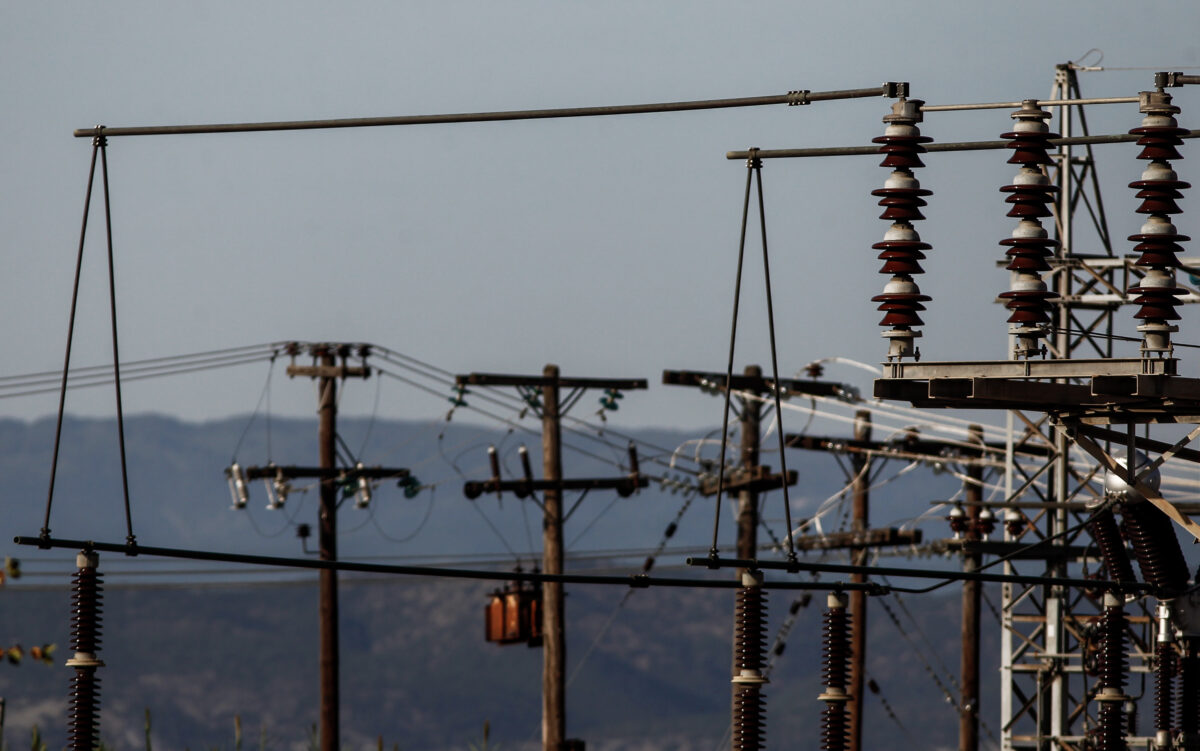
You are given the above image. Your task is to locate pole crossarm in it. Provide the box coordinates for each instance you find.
[726,130,1200,160]
[286,364,370,379]
[72,84,906,138]
[696,465,796,496]
[661,368,851,399]
[785,433,1052,466]
[456,372,647,391]
[241,464,410,481]
[786,527,923,552]
[929,538,1092,561]
[463,475,647,500]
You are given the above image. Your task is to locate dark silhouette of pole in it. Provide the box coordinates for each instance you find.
[317,349,339,751]
[541,364,566,751]
[735,365,763,566]
[960,424,984,751]
[847,410,871,751]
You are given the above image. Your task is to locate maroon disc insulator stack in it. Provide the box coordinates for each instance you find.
[1128,90,1190,355]
[819,593,851,751]
[1094,596,1129,751]
[997,101,1061,357]
[1156,641,1176,741]
[1121,500,1190,597]
[66,551,104,751]
[732,584,767,751]
[1088,506,1137,585]
[870,99,932,361]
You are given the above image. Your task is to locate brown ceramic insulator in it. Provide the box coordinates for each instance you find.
[1130,234,1188,268]
[822,702,849,751]
[873,295,928,327]
[1000,289,1058,325]
[822,605,851,691]
[1098,605,1128,692]
[1131,124,1190,162]
[1002,242,1056,272]
[1096,700,1126,751]
[70,567,103,655]
[1002,130,1058,166]
[1129,289,1185,321]
[732,686,766,751]
[875,246,926,275]
[734,586,767,673]
[1121,501,1189,597]
[871,133,932,170]
[1001,185,1057,219]
[873,190,928,222]
[1088,508,1137,585]
[1157,642,1176,735]
[68,670,101,751]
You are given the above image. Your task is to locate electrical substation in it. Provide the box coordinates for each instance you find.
[16,61,1200,751]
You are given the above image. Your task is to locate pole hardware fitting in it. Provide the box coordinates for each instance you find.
[1158,72,1200,89]
[883,82,910,99]
[786,90,811,106]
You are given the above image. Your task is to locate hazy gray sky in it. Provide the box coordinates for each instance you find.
[5,2,1200,430]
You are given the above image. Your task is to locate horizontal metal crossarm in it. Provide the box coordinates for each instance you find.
[661,368,848,398]
[13,536,886,592]
[685,555,1158,593]
[456,372,647,390]
[929,539,1092,561]
[880,358,1176,380]
[240,464,410,480]
[696,465,796,496]
[786,527,923,552]
[462,475,648,499]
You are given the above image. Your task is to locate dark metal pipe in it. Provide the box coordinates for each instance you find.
[726,130,1200,160]
[13,536,886,592]
[686,555,1156,593]
[72,86,899,138]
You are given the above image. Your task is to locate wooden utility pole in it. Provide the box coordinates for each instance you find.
[316,349,339,751]
[960,424,984,751]
[456,366,647,751]
[847,410,871,751]
[735,365,764,567]
[541,364,566,751]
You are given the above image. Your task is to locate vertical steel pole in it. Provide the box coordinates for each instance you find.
[847,410,871,751]
[961,424,984,751]
[542,364,566,751]
[318,350,340,751]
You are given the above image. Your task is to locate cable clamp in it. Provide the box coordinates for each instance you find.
[786,90,811,106]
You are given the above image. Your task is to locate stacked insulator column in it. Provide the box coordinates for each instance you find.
[869,98,933,361]
[1122,500,1189,598]
[1094,593,1129,751]
[1087,501,1138,586]
[997,100,1061,357]
[1181,645,1200,750]
[819,592,852,751]
[1128,90,1190,354]
[731,571,768,751]
[1156,603,1177,750]
[66,551,104,751]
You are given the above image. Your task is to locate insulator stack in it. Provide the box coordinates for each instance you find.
[1094,594,1128,751]
[819,592,851,751]
[869,98,933,361]
[997,100,1061,357]
[1128,90,1190,354]
[732,573,768,751]
[66,551,104,751]
[1088,507,1138,585]
[1122,500,1190,597]
[1181,650,1200,745]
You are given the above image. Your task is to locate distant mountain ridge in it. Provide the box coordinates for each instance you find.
[0,415,984,750]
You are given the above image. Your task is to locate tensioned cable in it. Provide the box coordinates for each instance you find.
[42,136,101,541]
[708,153,755,558]
[72,85,897,138]
[0,351,276,399]
[0,343,277,385]
[99,136,135,546]
[752,155,798,561]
